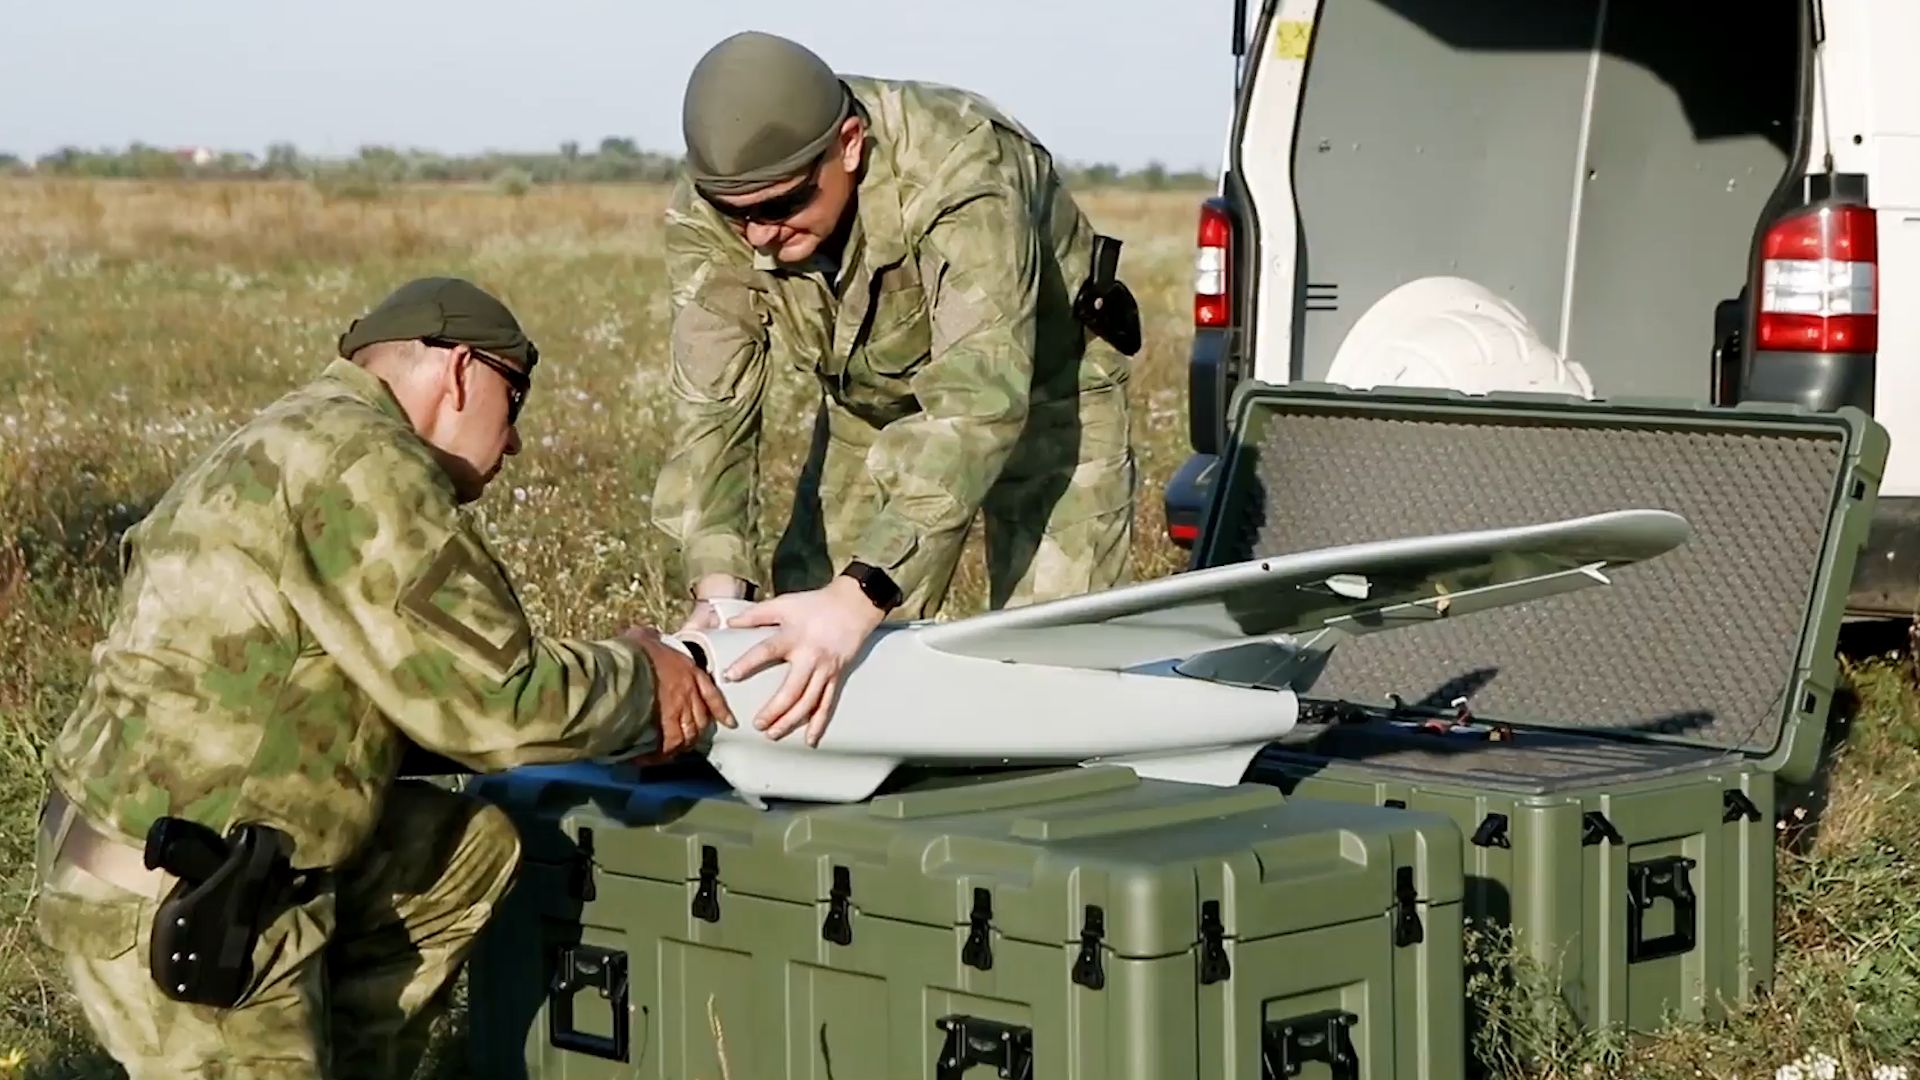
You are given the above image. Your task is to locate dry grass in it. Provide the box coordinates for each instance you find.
[0,176,1198,1078]
[1,178,1916,1079]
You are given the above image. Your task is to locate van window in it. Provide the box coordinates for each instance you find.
[1277,0,1803,397]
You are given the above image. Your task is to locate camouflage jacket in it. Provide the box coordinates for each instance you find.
[45,360,661,869]
[650,75,1131,599]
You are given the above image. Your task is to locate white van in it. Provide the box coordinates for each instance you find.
[1163,0,1920,617]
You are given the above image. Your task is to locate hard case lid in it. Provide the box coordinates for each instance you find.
[472,763,1463,959]
[1193,384,1888,785]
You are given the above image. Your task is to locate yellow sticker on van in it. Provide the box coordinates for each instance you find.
[1273,20,1312,59]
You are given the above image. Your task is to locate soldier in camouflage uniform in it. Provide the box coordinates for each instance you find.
[653,32,1139,746]
[32,277,730,1078]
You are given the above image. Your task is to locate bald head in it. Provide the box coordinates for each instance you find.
[350,338,430,374]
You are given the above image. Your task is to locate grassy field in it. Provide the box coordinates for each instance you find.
[0,177,1916,1079]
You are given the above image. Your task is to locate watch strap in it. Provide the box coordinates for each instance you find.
[839,561,903,612]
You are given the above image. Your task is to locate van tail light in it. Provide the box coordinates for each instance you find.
[1757,203,1878,353]
[1195,201,1233,328]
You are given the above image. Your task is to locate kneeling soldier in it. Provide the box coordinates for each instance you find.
[32,277,729,1078]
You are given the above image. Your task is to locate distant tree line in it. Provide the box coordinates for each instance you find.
[0,141,1214,191]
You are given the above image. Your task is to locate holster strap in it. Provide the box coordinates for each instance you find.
[40,789,172,899]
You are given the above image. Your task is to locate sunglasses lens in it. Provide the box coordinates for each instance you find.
[759,191,809,221]
[707,166,819,224]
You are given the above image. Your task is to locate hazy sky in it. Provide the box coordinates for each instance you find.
[3,0,1237,171]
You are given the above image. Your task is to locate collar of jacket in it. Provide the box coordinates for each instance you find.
[842,85,908,276]
[320,357,413,427]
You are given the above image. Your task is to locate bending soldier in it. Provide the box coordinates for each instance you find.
[32,277,730,1078]
[653,31,1141,746]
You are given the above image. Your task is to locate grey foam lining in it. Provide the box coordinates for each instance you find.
[1259,720,1731,795]
[1210,406,1844,755]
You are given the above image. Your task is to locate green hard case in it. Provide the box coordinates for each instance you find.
[464,763,1467,1079]
[1190,384,1888,1035]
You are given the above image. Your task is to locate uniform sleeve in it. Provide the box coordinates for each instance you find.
[284,438,662,772]
[649,182,773,593]
[849,126,1039,598]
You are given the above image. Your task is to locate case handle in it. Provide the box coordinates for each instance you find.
[548,943,629,1061]
[1627,855,1698,963]
[1262,1009,1358,1080]
[935,1014,1032,1080]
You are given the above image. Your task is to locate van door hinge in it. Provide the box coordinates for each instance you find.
[1724,789,1762,823]
[691,845,720,923]
[1393,867,1425,947]
[1472,813,1511,849]
[934,1014,1033,1080]
[822,865,853,945]
[1582,811,1623,847]
[1199,899,1232,984]
[961,887,994,971]
[1262,1010,1359,1080]
[570,827,597,902]
[1071,905,1106,990]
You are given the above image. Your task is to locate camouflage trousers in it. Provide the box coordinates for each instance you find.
[773,382,1138,619]
[31,780,521,1079]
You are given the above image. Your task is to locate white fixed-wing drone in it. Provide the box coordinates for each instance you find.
[654,510,1690,805]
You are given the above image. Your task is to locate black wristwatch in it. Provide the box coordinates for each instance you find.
[839,561,904,613]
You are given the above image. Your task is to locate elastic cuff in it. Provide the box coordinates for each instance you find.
[681,535,759,593]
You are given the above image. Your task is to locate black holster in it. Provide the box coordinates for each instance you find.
[144,816,307,1008]
[1073,234,1143,357]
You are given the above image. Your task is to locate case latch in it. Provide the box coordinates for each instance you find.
[1393,866,1425,947]
[934,1014,1033,1080]
[1723,788,1762,823]
[962,887,994,971]
[1072,904,1106,990]
[1471,812,1511,849]
[1262,1009,1359,1080]
[692,844,720,923]
[823,865,853,945]
[1199,899,1231,984]
[547,943,628,1061]
[569,827,597,902]
[1627,855,1698,963]
[1582,811,1624,847]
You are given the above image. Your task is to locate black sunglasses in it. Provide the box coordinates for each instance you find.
[700,152,826,225]
[425,337,530,424]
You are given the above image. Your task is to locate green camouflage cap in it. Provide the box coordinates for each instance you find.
[337,277,539,370]
[681,31,851,195]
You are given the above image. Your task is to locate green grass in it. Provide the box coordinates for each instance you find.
[1456,645,1920,1080]
[2,177,1917,1079]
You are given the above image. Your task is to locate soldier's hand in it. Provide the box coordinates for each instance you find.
[680,574,752,633]
[620,625,734,760]
[721,577,887,747]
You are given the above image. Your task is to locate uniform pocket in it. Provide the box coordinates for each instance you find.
[223,889,335,1014]
[856,284,932,376]
[1034,448,1139,528]
[32,882,143,961]
[671,281,770,400]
